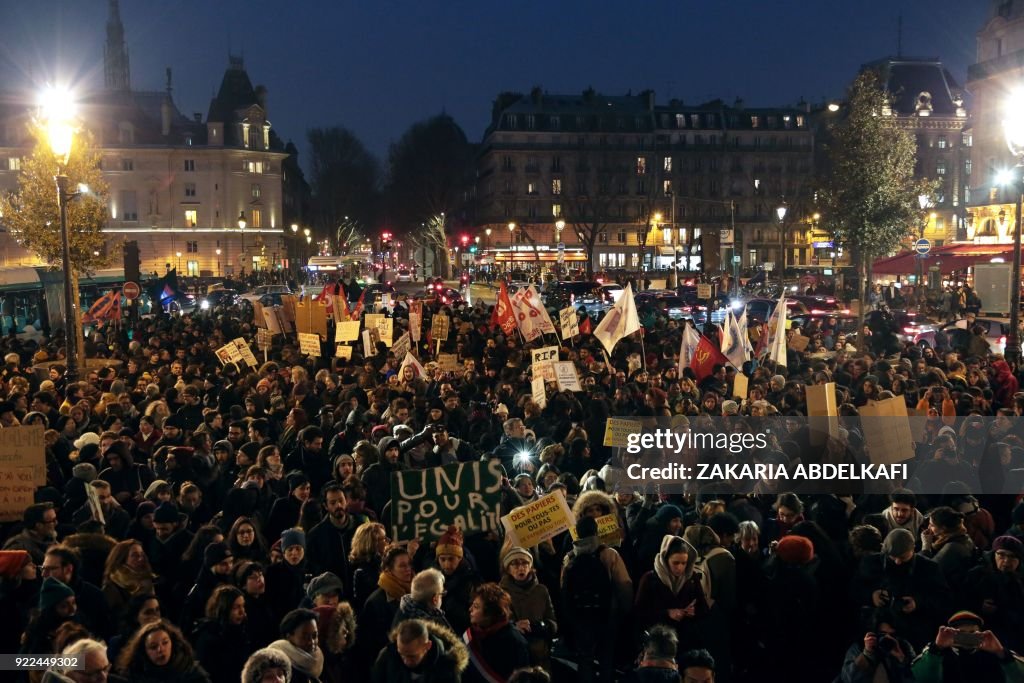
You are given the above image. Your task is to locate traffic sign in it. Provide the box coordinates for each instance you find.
[732,255,742,264]
[123,281,140,300]
[914,238,931,255]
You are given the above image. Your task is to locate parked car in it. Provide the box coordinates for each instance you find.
[544,281,610,310]
[601,283,624,303]
[736,297,810,325]
[199,288,239,310]
[240,284,292,303]
[397,268,413,282]
[914,317,1009,354]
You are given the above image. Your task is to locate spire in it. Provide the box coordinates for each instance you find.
[104,0,131,91]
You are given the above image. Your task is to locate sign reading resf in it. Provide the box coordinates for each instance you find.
[390,461,504,541]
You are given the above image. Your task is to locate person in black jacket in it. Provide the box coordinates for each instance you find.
[192,585,253,683]
[372,618,469,683]
[306,483,366,589]
[462,582,530,683]
[265,472,311,543]
[180,542,235,634]
[41,544,113,639]
[265,529,310,625]
[284,426,331,496]
[235,561,277,649]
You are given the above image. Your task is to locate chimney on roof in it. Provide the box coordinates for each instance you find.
[642,89,655,111]
[733,97,744,110]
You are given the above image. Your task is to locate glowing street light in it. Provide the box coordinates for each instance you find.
[1001,91,1024,363]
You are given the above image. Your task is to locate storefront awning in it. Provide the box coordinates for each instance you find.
[872,243,1019,276]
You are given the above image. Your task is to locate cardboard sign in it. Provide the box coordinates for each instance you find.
[256,328,273,352]
[697,284,712,299]
[336,320,361,342]
[262,306,285,334]
[569,512,624,547]
[806,381,839,446]
[231,338,258,367]
[216,341,243,365]
[559,306,579,339]
[299,332,321,357]
[280,295,299,324]
[604,418,643,447]
[362,329,375,357]
[732,373,749,399]
[437,353,460,373]
[554,361,582,392]
[859,396,914,465]
[392,332,411,362]
[431,314,450,341]
[532,346,559,382]
[335,345,353,360]
[0,425,46,522]
[410,301,423,342]
[296,300,329,340]
[501,489,575,548]
[531,376,547,409]
[253,301,266,328]
[390,460,504,541]
[788,333,810,352]
[376,317,394,347]
[364,313,385,336]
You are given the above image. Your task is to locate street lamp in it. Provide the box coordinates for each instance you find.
[776,204,788,291]
[1002,95,1024,363]
[917,194,932,289]
[238,211,247,277]
[42,86,81,381]
[555,219,565,279]
[507,222,516,276]
[216,247,222,277]
[176,251,182,273]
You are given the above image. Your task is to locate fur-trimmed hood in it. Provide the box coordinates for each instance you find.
[572,489,616,519]
[240,647,292,683]
[316,601,357,655]
[388,620,469,674]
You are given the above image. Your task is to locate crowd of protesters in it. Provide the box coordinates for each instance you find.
[0,281,1023,683]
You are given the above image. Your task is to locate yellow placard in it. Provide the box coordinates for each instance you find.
[335,320,361,342]
[569,513,624,546]
[299,332,321,357]
[604,418,642,447]
[500,489,575,548]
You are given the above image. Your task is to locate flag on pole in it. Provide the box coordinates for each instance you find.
[524,285,557,336]
[690,334,730,381]
[737,308,755,359]
[494,282,517,336]
[766,295,788,368]
[350,288,367,321]
[593,282,641,354]
[83,290,120,326]
[398,351,426,378]
[579,317,592,335]
[721,309,749,369]
[679,322,701,377]
[511,288,542,342]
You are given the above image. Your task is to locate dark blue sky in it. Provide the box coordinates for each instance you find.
[0,1,989,167]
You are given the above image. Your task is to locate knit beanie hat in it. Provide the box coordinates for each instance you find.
[947,610,984,629]
[72,463,98,482]
[153,502,181,524]
[204,542,232,569]
[436,526,464,559]
[992,535,1024,559]
[653,504,683,525]
[307,572,344,599]
[281,528,305,550]
[502,546,533,569]
[39,576,75,612]
[286,472,310,492]
[882,528,916,558]
[0,550,31,579]
[135,501,156,520]
[775,536,814,566]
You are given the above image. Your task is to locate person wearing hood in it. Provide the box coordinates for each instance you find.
[361,435,405,516]
[284,425,332,496]
[882,489,926,543]
[920,506,975,590]
[560,516,632,683]
[266,472,311,544]
[146,501,194,583]
[965,535,1024,655]
[22,576,80,656]
[637,504,684,572]
[98,440,155,509]
[62,462,98,519]
[240,646,292,683]
[500,547,557,669]
[633,535,710,655]
[390,568,453,631]
[314,600,358,683]
[991,359,1019,409]
[372,618,468,683]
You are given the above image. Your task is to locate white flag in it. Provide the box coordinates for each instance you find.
[399,352,426,379]
[737,308,755,359]
[679,322,701,376]
[524,285,557,335]
[721,309,749,369]
[511,288,542,342]
[593,282,641,354]
[767,295,788,368]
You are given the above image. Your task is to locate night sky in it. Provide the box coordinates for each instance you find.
[0,1,990,168]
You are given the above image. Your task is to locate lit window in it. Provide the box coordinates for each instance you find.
[965,159,972,175]
[251,183,261,199]
[636,157,647,175]
[663,157,672,172]
[676,114,685,128]
[184,210,197,227]
[552,203,562,217]
[187,260,199,276]
[247,160,264,174]
[938,136,948,149]
[751,116,760,128]
[527,182,538,195]
[251,209,262,228]
[663,180,672,195]
[120,190,138,221]
[7,157,20,171]
[552,179,562,195]
[663,228,672,244]
[936,161,946,175]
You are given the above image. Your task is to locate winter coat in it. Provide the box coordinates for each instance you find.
[358,587,402,670]
[854,552,950,649]
[192,619,251,683]
[371,619,468,683]
[265,560,309,625]
[838,641,916,683]
[920,531,975,589]
[438,559,481,637]
[499,573,557,640]
[966,554,1024,653]
[461,621,530,683]
[306,514,364,590]
[390,594,454,631]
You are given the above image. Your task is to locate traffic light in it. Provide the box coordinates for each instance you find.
[460,234,469,246]
[469,246,478,253]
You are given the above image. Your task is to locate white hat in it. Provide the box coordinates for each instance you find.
[74,432,101,450]
[494,403,510,416]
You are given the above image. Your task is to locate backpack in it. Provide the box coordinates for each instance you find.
[692,546,730,608]
[563,545,612,617]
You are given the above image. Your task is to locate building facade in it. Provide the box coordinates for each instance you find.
[476,88,815,276]
[0,0,297,279]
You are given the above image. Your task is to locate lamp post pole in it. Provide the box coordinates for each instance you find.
[508,222,516,278]
[56,174,78,381]
[776,204,788,293]
[1011,184,1023,364]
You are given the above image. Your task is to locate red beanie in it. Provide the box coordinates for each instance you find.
[435,526,464,559]
[0,550,31,578]
[776,535,814,566]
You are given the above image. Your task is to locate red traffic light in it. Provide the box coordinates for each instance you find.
[460,235,469,245]
[382,231,391,240]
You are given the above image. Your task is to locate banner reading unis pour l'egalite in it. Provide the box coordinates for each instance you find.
[390,460,504,542]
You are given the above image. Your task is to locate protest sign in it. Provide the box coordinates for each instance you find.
[390,461,504,541]
[262,306,284,334]
[364,313,385,336]
[215,341,242,365]
[604,418,642,447]
[569,512,624,546]
[335,345,353,360]
[553,361,582,392]
[732,373,749,399]
[253,301,266,328]
[788,332,810,352]
[806,382,839,446]
[362,329,375,357]
[376,317,394,346]
[859,396,914,464]
[431,314,450,341]
[0,425,45,522]
[531,376,546,409]
[335,320,361,342]
[232,338,259,368]
[391,332,411,362]
[409,301,423,342]
[531,346,559,382]
[501,489,575,548]
[559,306,579,339]
[280,295,298,325]
[256,328,273,352]
[296,300,328,340]
[437,353,460,373]
[299,332,321,357]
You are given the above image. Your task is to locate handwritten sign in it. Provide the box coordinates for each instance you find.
[0,426,46,522]
[569,512,624,547]
[531,346,559,382]
[376,317,394,347]
[501,489,575,548]
[299,332,321,357]
[431,314,450,341]
[559,306,579,339]
[335,345,353,360]
[232,338,259,368]
[364,314,385,336]
[392,332,411,362]
[410,301,423,342]
[531,376,546,410]
[362,329,375,357]
[256,328,273,352]
[215,342,242,366]
[335,320,361,342]
[390,461,504,541]
[437,353,460,373]
[553,361,582,392]
[604,418,643,447]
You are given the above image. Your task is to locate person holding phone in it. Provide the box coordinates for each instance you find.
[911,611,1024,682]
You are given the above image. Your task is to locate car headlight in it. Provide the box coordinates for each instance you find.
[200,300,210,310]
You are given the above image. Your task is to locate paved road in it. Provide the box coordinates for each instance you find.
[392,281,496,305]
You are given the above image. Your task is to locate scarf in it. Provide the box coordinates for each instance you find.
[378,570,411,601]
[653,551,688,596]
[464,620,511,683]
[108,564,155,595]
[932,524,969,551]
[269,638,324,678]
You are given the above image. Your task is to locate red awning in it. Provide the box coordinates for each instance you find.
[872,243,1019,275]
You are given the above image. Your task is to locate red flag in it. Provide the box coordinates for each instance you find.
[579,317,592,335]
[495,282,517,336]
[334,282,351,320]
[690,334,729,381]
[350,288,366,320]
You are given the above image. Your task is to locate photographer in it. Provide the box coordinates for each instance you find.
[912,611,1024,682]
[839,610,915,683]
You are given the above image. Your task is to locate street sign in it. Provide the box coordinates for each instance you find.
[697,284,712,299]
[720,229,735,246]
[732,255,741,264]
[122,281,140,300]
[914,238,931,255]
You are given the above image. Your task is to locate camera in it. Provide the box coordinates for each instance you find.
[875,634,897,655]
